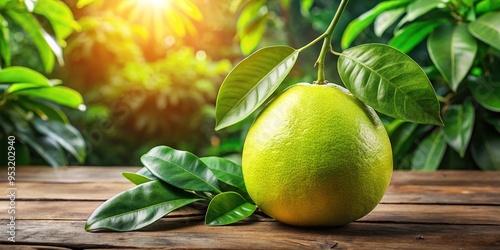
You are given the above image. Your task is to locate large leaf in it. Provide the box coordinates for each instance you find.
[411,130,446,170]
[33,0,79,43]
[396,0,444,29]
[200,157,247,192]
[389,19,446,53]
[32,119,86,163]
[374,8,406,37]
[0,13,10,66]
[141,146,221,193]
[338,43,443,125]
[428,23,478,91]
[468,76,500,112]
[443,100,475,157]
[15,86,85,110]
[468,11,500,51]
[215,46,298,130]
[85,180,203,231]
[0,66,51,86]
[5,10,56,72]
[205,192,257,226]
[471,122,500,170]
[341,0,411,49]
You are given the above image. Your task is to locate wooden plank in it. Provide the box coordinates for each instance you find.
[382,184,500,205]
[0,166,140,183]
[3,200,499,226]
[3,181,498,205]
[1,220,499,249]
[0,246,71,250]
[389,171,500,186]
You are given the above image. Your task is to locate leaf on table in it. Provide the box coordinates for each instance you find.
[428,23,477,91]
[338,43,443,125]
[200,156,247,192]
[32,119,86,163]
[411,130,446,170]
[341,0,411,49]
[215,46,298,130]
[468,11,500,51]
[389,19,446,53]
[122,172,154,185]
[141,146,221,193]
[443,100,475,157]
[85,180,203,231]
[471,122,500,170]
[205,191,257,226]
[468,76,500,112]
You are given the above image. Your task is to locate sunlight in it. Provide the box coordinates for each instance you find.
[136,0,170,8]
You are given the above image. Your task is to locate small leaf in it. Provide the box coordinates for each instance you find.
[468,11,500,51]
[341,0,411,49]
[443,100,475,157]
[15,86,85,110]
[239,13,268,55]
[428,23,478,91]
[122,172,154,185]
[396,0,444,29]
[86,180,203,231]
[32,119,86,163]
[374,8,406,37]
[215,46,298,130]
[136,167,159,181]
[205,191,257,226]
[200,157,247,192]
[389,19,446,53]
[141,146,221,193]
[338,43,443,125]
[468,76,500,112]
[411,130,446,170]
[0,66,51,86]
[471,122,500,170]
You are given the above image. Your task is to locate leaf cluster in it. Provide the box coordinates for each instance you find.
[343,0,500,170]
[0,0,85,167]
[86,146,256,231]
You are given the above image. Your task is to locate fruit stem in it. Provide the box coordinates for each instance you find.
[298,0,349,84]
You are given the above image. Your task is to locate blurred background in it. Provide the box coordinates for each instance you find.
[1,0,498,170]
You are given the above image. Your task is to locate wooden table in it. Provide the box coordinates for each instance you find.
[0,167,499,249]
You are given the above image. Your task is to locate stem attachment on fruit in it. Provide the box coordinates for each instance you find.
[309,0,349,84]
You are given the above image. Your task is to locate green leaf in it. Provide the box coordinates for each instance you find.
[21,98,69,123]
[476,0,500,14]
[32,119,86,163]
[443,100,475,157]
[428,23,477,91]
[0,13,11,66]
[468,76,500,112]
[471,122,500,170]
[5,10,56,73]
[16,131,67,167]
[141,146,221,193]
[374,8,406,37]
[390,122,418,157]
[341,0,411,49]
[468,11,500,51]
[338,43,443,125]
[136,167,159,181]
[397,0,444,29]
[300,0,314,16]
[215,46,298,130]
[200,157,247,192]
[122,172,154,185]
[33,0,80,42]
[411,130,446,170]
[85,180,203,231]
[240,13,268,55]
[15,86,85,110]
[0,66,51,86]
[205,192,257,226]
[389,19,446,53]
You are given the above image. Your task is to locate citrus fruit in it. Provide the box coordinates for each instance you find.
[242,83,393,227]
